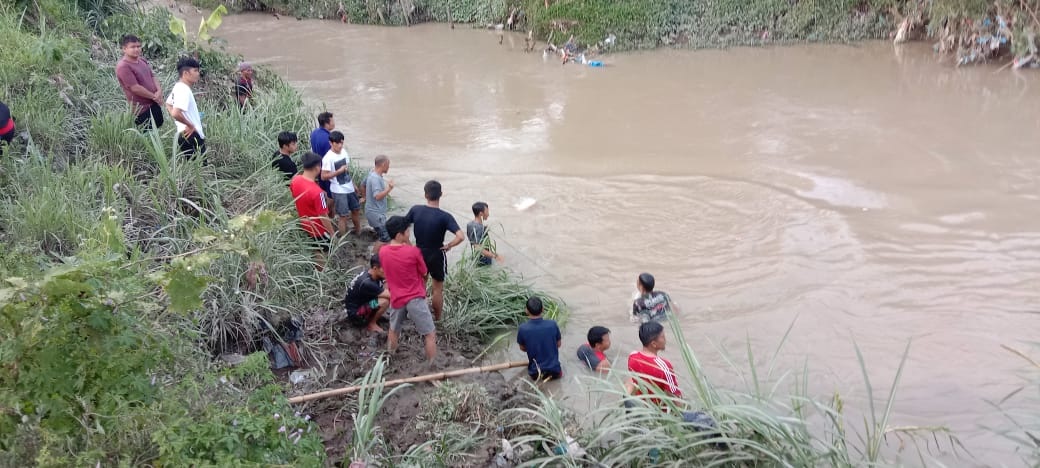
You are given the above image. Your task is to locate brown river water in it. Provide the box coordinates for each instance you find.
[206,13,1039,465]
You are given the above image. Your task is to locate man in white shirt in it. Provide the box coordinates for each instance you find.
[165,57,206,159]
[321,130,365,235]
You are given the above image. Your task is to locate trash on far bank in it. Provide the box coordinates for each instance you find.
[545,434,585,458]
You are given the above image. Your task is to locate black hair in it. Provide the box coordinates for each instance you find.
[424,180,442,201]
[277,131,298,148]
[301,151,323,170]
[369,253,381,268]
[329,130,345,143]
[385,215,410,239]
[374,154,389,167]
[317,112,334,127]
[472,201,488,216]
[638,321,664,347]
[526,296,543,316]
[638,272,655,292]
[587,326,610,347]
[120,34,141,47]
[176,57,201,77]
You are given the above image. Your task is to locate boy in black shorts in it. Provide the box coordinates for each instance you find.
[343,254,390,333]
[405,180,464,321]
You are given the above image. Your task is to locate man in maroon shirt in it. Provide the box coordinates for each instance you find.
[115,35,164,130]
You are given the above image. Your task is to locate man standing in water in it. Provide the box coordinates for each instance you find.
[576,326,612,373]
[380,216,437,361]
[467,201,501,266]
[405,180,464,321]
[517,296,562,381]
[115,34,164,130]
[632,272,674,323]
[626,322,717,431]
[165,57,205,159]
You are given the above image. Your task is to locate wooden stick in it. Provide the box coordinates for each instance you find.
[287,360,527,404]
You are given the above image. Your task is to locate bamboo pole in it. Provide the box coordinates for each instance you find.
[288,360,527,404]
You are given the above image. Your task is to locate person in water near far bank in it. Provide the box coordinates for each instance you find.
[632,272,673,323]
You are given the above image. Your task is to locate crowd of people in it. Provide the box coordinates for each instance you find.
[110,34,704,425]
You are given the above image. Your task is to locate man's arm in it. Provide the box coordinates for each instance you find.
[168,107,194,136]
[321,218,335,236]
[152,74,162,102]
[442,229,465,252]
[595,358,611,373]
[117,65,157,102]
[373,179,393,201]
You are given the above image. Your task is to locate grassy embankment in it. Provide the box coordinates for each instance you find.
[0,0,564,465]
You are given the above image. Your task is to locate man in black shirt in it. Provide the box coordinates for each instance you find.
[343,254,390,333]
[405,180,464,321]
[272,131,298,180]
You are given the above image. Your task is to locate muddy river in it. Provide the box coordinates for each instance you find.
[210,14,1039,464]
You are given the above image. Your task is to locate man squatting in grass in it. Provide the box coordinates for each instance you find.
[380,216,437,361]
[321,130,365,235]
[406,180,464,321]
[342,254,390,334]
[290,152,335,271]
[365,154,394,253]
[517,296,562,381]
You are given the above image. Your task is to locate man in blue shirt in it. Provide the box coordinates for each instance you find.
[310,112,335,214]
[309,111,334,157]
[517,296,562,381]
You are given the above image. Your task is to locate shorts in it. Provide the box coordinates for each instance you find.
[346,299,379,326]
[365,211,390,242]
[331,191,360,215]
[477,255,492,267]
[388,297,435,335]
[134,102,164,129]
[420,247,447,282]
[177,133,206,160]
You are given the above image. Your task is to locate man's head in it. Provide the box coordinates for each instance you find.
[301,151,323,175]
[277,131,298,153]
[385,215,411,242]
[120,34,142,59]
[472,201,489,219]
[317,112,335,130]
[176,57,201,85]
[368,253,385,279]
[638,321,666,351]
[588,326,611,351]
[237,61,254,79]
[329,130,345,152]
[637,272,656,294]
[525,296,544,317]
[374,154,390,173]
[424,180,442,202]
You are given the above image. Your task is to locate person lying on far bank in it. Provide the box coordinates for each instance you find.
[576,326,611,373]
[631,272,674,323]
[342,253,390,334]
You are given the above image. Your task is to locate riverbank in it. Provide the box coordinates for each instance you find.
[192,0,1040,67]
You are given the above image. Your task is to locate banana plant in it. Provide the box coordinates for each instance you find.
[169,5,228,49]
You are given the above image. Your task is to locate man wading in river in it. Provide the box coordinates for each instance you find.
[632,272,674,323]
[405,180,464,321]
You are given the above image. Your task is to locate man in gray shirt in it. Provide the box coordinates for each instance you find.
[365,155,394,250]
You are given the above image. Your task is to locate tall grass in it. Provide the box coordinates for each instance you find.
[499,319,959,467]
